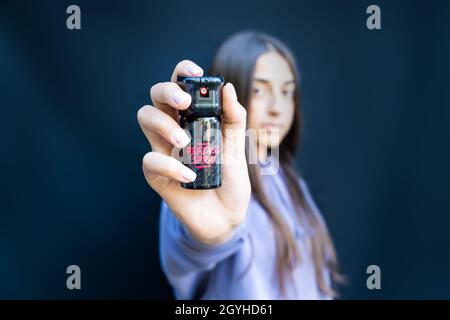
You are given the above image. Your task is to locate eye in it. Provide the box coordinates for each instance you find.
[252,87,267,96]
[283,87,295,97]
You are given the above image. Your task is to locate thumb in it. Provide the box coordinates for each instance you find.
[220,82,248,170]
[221,83,247,131]
[217,82,251,212]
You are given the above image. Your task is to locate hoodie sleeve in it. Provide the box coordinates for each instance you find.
[158,200,248,299]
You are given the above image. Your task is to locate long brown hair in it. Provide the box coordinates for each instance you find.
[210,31,344,297]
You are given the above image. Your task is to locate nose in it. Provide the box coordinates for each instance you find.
[267,108,280,117]
[267,92,283,117]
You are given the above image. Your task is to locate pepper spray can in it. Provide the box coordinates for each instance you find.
[177,75,224,189]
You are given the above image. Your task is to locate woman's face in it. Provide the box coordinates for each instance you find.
[248,51,296,153]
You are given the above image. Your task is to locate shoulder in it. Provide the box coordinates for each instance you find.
[297,176,327,226]
[298,176,314,204]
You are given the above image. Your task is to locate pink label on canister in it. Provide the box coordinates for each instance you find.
[186,142,220,169]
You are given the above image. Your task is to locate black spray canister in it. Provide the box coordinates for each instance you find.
[177,75,224,189]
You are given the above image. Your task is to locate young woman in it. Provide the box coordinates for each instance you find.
[138,31,343,299]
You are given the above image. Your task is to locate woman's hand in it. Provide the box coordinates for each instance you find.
[138,60,251,245]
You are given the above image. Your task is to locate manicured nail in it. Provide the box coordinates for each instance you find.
[172,128,190,147]
[173,90,190,105]
[180,167,196,182]
[186,64,203,75]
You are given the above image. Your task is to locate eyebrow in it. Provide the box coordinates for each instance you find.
[253,78,296,85]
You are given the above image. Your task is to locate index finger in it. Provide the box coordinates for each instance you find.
[170,60,204,82]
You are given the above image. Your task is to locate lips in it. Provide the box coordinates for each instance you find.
[260,123,282,129]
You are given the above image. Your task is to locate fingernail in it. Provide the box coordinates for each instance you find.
[226,83,238,100]
[173,90,190,105]
[172,128,190,147]
[186,64,203,75]
[181,167,196,182]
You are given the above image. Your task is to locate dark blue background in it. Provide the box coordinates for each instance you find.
[1,0,449,299]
